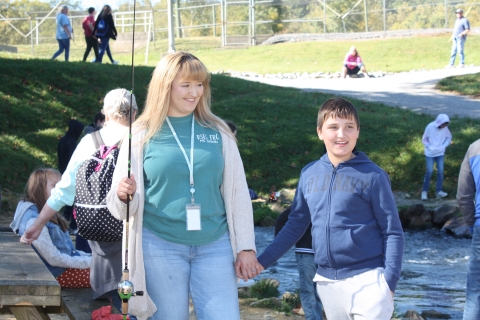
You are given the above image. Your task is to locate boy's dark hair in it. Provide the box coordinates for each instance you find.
[225,121,237,134]
[94,112,106,123]
[317,97,360,129]
[88,7,95,14]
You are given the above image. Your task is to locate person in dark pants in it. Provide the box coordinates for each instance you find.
[82,7,99,63]
[57,119,84,232]
[275,206,323,320]
[93,5,118,64]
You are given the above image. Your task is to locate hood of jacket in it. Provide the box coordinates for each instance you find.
[66,119,85,140]
[434,114,450,127]
[10,200,35,235]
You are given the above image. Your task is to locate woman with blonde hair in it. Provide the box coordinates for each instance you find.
[342,46,370,78]
[107,52,258,320]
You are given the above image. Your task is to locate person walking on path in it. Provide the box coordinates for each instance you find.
[457,138,480,320]
[342,46,370,78]
[447,8,470,68]
[421,114,452,200]
[93,5,119,64]
[82,7,99,63]
[275,206,323,320]
[107,52,258,320]
[51,6,72,62]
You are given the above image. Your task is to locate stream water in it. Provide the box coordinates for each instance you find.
[254,227,471,319]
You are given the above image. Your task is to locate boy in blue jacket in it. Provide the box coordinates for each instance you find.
[254,97,404,319]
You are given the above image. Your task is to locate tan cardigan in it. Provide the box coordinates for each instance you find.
[106,127,256,320]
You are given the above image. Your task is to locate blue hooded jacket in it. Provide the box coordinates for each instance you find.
[258,152,404,291]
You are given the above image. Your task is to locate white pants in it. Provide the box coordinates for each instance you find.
[315,268,394,320]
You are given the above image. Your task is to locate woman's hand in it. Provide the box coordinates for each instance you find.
[235,251,264,282]
[116,174,136,203]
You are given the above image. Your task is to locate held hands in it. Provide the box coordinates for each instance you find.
[234,251,264,282]
[117,174,136,203]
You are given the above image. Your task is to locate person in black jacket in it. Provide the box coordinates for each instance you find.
[57,119,84,232]
[93,5,118,64]
[275,206,323,320]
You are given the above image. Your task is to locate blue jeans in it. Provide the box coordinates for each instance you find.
[296,253,323,320]
[464,226,480,320]
[97,37,114,63]
[422,155,444,193]
[51,38,70,61]
[142,228,239,320]
[450,36,466,65]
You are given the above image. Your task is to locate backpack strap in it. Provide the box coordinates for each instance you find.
[91,131,105,149]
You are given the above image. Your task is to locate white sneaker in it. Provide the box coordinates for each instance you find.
[421,191,428,200]
[112,60,119,65]
[91,58,96,63]
[436,190,448,198]
[457,64,465,68]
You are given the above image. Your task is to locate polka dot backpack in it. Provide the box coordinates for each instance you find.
[74,131,123,242]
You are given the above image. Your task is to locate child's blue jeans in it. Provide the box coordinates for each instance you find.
[422,155,444,193]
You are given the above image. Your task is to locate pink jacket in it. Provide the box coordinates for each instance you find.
[344,54,362,69]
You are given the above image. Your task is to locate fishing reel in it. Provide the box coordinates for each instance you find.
[118,278,144,317]
[118,280,144,300]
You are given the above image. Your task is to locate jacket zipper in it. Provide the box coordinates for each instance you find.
[326,164,339,279]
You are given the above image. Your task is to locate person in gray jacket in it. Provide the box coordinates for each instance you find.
[457,139,480,320]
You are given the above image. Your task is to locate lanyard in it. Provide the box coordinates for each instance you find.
[165,115,196,203]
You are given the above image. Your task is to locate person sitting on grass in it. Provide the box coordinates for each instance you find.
[252,97,404,320]
[10,168,91,288]
[342,46,370,78]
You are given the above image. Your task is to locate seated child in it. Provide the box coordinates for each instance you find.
[10,168,91,288]
[253,97,404,320]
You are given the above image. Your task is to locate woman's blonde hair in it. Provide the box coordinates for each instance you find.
[24,168,68,232]
[136,51,234,146]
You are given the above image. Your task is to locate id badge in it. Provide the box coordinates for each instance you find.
[186,204,201,231]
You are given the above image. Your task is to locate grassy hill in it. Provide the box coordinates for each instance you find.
[1,56,480,202]
[6,34,480,73]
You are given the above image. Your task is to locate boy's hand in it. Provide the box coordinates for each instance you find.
[235,251,263,281]
[117,174,136,203]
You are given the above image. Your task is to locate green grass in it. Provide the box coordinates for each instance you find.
[436,72,480,97]
[4,34,480,73]
[1,56,480,200]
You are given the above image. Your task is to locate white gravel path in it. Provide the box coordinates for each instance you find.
[239,66,480,119]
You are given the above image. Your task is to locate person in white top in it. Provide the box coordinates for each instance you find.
[421,113,452,200]
[21,88,138,314]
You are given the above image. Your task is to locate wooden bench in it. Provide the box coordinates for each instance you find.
[0,231,119,320]
[0,231,63,320]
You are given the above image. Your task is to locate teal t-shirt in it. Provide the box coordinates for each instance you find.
[143,113,227,245]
